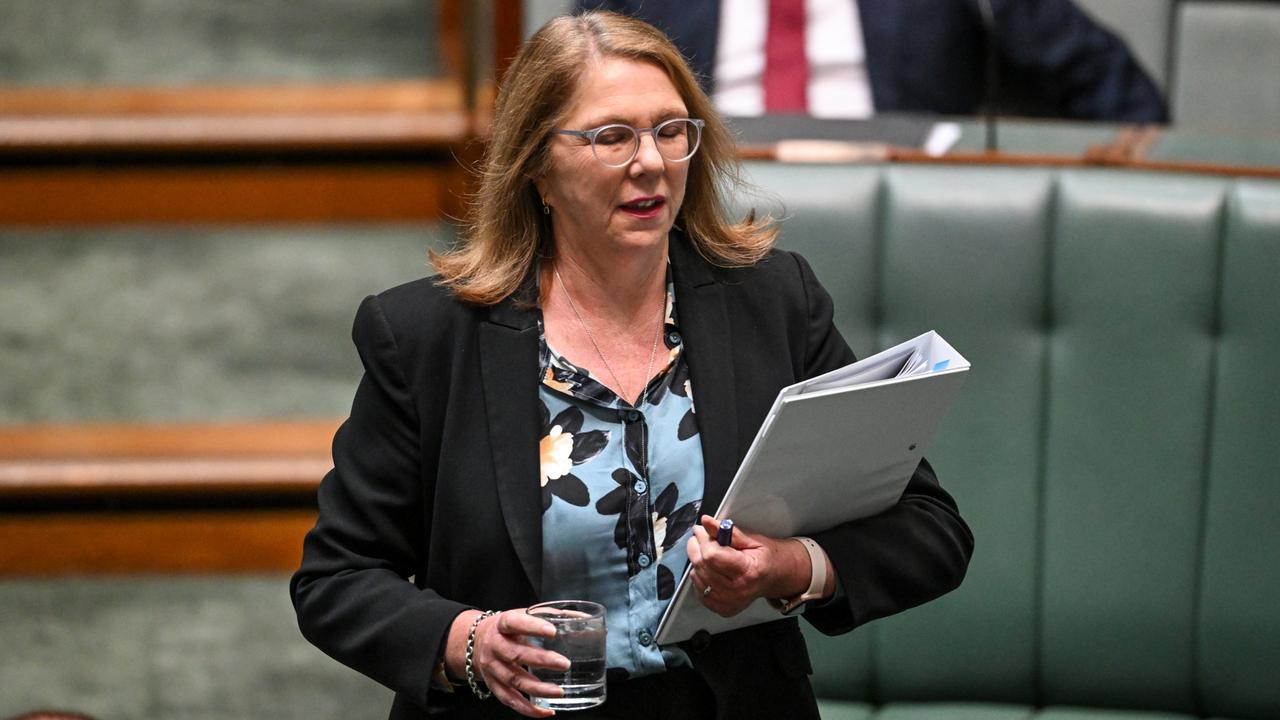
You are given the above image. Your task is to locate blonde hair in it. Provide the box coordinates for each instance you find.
[432,10,777,305]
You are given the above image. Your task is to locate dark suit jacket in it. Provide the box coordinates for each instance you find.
[291,234,974,719]
[578,0,1168,123]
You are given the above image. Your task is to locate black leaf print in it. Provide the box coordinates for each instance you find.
[657,564,675,600]
[624,421,646,472]
[599,469,636,551]
[645,375,668,406]
[549,405,584,435]
[662,501,700,552]
[595,481,627,516]
[569,429,609,463]
[677,409,699,441]
[669,359,690,397]
[543,474,590,512]
[653,484,678,518]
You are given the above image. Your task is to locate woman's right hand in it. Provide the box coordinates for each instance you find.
[446,608,571,717]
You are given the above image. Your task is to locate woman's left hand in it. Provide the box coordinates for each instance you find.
[685,515,812,617]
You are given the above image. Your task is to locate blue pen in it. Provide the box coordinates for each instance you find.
[716,518,734,547]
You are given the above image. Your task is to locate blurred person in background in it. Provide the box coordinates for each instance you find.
[579,0,1168,122]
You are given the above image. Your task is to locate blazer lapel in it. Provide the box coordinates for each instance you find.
[479,285,544,599]
[669,235,739,515]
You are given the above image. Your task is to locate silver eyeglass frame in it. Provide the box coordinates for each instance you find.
[552,118,706,168]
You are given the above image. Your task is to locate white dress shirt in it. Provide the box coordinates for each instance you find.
[713,0,875,118]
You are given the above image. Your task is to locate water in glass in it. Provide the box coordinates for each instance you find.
[527,601,607,711]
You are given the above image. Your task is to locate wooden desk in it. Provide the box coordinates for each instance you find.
[0,420,337,575]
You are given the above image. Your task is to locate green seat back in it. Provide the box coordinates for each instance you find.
[1198,182,1280,719]
[1172,1,1280,133]
[742,161,1280,719]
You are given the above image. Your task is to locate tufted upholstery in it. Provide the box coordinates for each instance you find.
[736,163,1280,720]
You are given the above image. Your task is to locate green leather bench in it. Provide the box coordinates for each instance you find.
[2,164,1276,720]
[741,162,1280,720]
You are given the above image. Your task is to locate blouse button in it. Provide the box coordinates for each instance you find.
[637,629,653,647]
[637,553,651,568]
[633,480,647,494]
[665,330,681,346]
[621,409,641,424]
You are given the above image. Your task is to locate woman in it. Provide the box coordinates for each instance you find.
[291,11,972,720]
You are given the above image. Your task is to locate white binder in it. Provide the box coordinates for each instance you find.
[654,330,970,645]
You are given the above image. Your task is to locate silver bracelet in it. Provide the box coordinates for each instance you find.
[465,610,499,700]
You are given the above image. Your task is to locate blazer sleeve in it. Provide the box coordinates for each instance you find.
[993,0,1168,122]
[785,252,975,636]
[290,294,470,711]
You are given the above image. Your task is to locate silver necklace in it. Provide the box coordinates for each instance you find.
[554,267,664,407]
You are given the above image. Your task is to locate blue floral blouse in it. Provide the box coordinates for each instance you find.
[536,275,704,677]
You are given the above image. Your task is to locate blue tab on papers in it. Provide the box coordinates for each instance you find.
[933,359,951,372]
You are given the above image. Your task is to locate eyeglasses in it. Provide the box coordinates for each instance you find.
[553,118,706,168]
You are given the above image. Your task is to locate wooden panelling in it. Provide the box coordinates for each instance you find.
[0,510,316,574]
[0,458,331,498]
[493,0,525,85]
[0,420,336,498]
[0,420,339,460]
[0,81,464,116]
[0,422,333,574]
[0,164,465,224]
[0,110,470,155]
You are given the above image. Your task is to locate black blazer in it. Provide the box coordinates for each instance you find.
[291,235,973,719]
[578,0,1168,123]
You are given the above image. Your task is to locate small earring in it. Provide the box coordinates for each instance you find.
[542,202,551,215]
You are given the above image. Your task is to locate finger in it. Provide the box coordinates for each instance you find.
[687,566,708,596]
[492,657,562,695]
[508,666,567,701]
[691,523,712,548]
[698,546,749,584]
[699,514,720,535]
[691,525,726,565]
[691,522,735,563]
[507,642,572,672]
[492,680,555,718]
[686,534,704,565]
[496,610,558,639]
[687,532,743,590]
[483,659,560,702]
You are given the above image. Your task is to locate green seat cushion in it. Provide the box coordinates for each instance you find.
[1035,708,1194,720]
[819,700,875,720]
[874,701,1033,720]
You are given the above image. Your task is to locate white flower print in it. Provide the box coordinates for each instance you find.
[652,512,668,561]
[540,425,574,487]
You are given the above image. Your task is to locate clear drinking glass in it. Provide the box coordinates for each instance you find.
[525,600,607,711]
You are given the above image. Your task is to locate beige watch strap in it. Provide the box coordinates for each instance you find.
[772,536,827,615]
